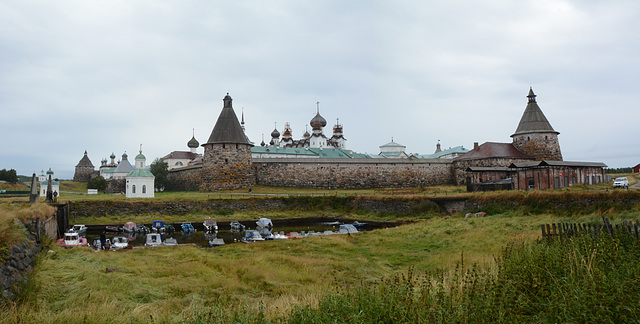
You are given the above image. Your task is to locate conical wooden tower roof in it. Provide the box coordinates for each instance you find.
[511,88,559,137]
[204,93,251,145]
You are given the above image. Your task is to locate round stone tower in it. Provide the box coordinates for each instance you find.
[511,88,563,161]
[200,93,254,191]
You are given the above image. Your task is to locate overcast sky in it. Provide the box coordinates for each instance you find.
[1,0,638,179]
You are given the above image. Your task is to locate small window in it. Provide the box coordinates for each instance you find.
[142,185,146,194]
[132,185,136,193]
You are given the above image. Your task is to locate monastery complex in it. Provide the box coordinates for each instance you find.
[74,88,607,194]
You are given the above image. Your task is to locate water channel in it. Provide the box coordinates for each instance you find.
[80,217,393,249]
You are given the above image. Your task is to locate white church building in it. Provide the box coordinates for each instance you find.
[126,149,155,198]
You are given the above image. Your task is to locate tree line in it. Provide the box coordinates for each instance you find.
[0,169,18,184]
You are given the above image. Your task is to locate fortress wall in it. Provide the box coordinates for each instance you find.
[253,158,454,189]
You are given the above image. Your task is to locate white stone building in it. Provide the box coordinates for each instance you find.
[126,150,155,198]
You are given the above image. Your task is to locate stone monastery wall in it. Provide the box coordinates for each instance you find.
[253,158,453,189]
[168,158,454,191]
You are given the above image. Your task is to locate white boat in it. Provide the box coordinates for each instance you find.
[337,224,358,234]
[145,233,163,247]
[256,218,273,229]
[70,224,87,235]
[241,230,265,243]
[111,235,129,249]
[203,219,218,232]
[163,237,178,246]
[92,237,111,250]
[57,232,88,247]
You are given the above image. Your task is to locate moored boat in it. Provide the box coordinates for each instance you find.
[256,218,273,229]
[163,237,178,246]
[111,235,129,249]
[56,232,88,248]
[230,221,245,232]
[145,233,163,247]
[92,237,111,250]
[181,222,195,233]
[105,225,121,232]
[241,230,265,243]
[203,219,218,232]
[70,224,87,235]
[122,222,137,233]
[337,224,358,234]
[152,220,164,233]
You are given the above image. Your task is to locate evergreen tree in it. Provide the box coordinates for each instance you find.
[150,158,169,192]
[0,169,18,184]
[86,176,108,192]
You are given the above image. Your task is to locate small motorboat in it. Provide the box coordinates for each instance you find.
[136,224,149,233]
[203,219,218,232]
[165,224,176,233]
[105,225,121,233]
[56,232,88,248]
[163,237,178,246]
[337,224,358,234]
[145,233,163,247]
[122,222,137,233]
[230,221,245,232]
[256,218,273,229]
[241,230,265,243]
[111,235,129,249]
[206,232,225,247]
[92,237,111,250]
[265,231,288,240]
[70,224,87,235]
[181,222,195,233]
[351,221,368,230]
[152,220,164,233]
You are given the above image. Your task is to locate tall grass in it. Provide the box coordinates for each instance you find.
[286,231,640,323]
[0,203,55,261]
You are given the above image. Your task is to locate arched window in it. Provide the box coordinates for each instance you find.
[175,161,183,166]
[132,185,136,193]
[142,185,146,193]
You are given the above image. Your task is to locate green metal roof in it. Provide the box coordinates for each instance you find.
[251,146,318,156]
[417,146,469,159]
[127,169,155,177]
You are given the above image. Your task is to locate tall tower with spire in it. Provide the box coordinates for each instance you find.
[511,88,563,160]
[201,93,254,191]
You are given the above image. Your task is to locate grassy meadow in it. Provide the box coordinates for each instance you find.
[1,178,640,323]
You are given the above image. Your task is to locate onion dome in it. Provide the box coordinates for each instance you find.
[188,136,199,148]
[310,112,327,130]
[46,168,54,175]
[303,130,310,138]
[271,127,280,138]
[110,152,116,159]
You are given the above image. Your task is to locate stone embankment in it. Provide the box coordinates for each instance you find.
[68,197,449,218]
[1,220,43,301]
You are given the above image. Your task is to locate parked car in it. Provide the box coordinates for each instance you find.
[613,177,629,189]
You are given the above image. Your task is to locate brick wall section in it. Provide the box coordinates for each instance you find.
[512,133,563,161]
[253,158,453,189]
[200,143,255,191]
